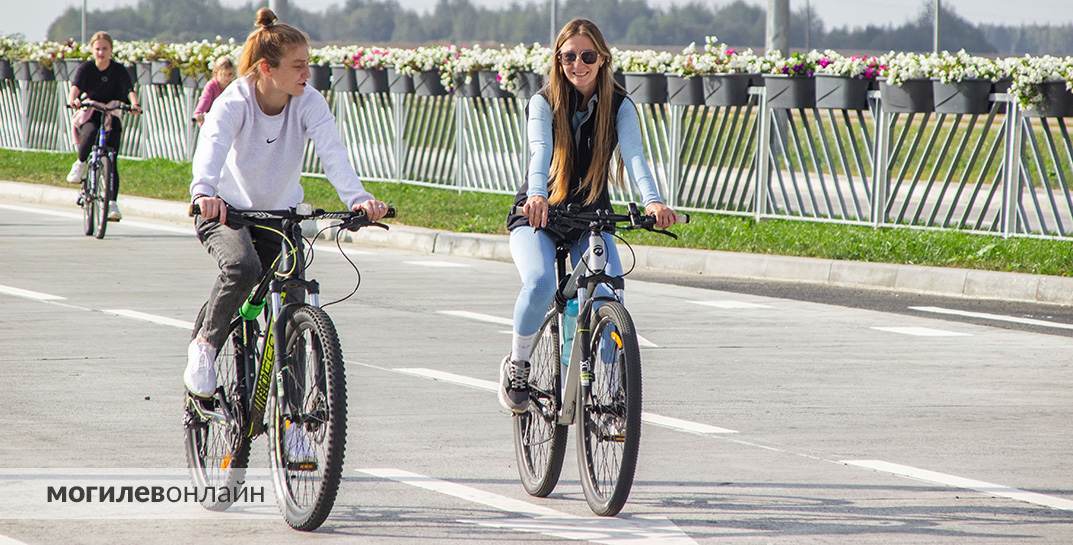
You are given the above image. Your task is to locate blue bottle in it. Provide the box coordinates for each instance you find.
[561,298,578,369]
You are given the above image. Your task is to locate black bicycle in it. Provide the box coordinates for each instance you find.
[510,203,686,516]
[183,202,394,530]
[68,99,133,239]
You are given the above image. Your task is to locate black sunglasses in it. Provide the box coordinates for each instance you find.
[557,49,599,65]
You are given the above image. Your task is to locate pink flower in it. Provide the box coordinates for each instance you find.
[495,73,502,82]
[726,48,736,56]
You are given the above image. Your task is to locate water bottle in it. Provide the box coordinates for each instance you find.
[560,298,578,370]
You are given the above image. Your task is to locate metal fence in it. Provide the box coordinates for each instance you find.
[3,77,1073,240]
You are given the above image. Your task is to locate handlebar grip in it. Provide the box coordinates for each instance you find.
[675,212,690,224]
[384,206,397,219]
[188,203,201,217]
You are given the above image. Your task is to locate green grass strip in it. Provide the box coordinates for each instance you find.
[2,148,1070,277]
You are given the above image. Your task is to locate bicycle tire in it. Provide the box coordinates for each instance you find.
[184,304,254,511]
[81,169,95,236]
[267,304,347,531]
[512,307,568,497]
[576,301,642,516]
[93,156,111,239]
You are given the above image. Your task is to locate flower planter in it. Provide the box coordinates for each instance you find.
[15,61,55,82]
[613,71,626,89]
[309,65,331,91]
[666,75,704,106]
[992,79,1012,94]
[748,73,765,87]
[526,72,545,95]
[355,68,389,94]
[453,73,480,98]
[478,70,510,99]
[815,75,870,110]
[182,74,204,89]
[414,70,448,96]
[0,59,13,80]
[151,60,180,85]
[1025,81,1073,118]
[331,65,356,92]
[387,68,413,94]
[932,78,992,115]
[764,75,816,109]
[702,73,751,107]
[623,73,667,104]
[136,62,153,86]
[511,71,539,100]
[879,78,933,113]
[54,59,83,81]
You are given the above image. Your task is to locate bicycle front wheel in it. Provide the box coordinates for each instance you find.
[81,173,95,236]
[576,301,642,516]
[184,306,253,511]
[512,307,568,497]
[267,304,347,531]
[93,157,112,239]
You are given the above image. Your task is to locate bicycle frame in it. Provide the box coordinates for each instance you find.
[554,227,626,427]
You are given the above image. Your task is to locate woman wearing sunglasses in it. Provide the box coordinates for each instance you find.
[498,18,677,413]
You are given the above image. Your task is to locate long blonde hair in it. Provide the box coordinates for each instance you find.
[545,18,624,206]
[237,8,308,79]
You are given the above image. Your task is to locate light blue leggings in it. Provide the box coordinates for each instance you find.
[509,226,623,337]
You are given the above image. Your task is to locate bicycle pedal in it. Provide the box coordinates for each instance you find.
[286,461,318,472]
[609,434,625,443]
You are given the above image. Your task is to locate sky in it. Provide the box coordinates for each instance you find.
[4,0,1073,41]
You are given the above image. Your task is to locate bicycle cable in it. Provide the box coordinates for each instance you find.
[321,227,362,309]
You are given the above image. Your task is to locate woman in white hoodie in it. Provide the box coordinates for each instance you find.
[185,8,390,400]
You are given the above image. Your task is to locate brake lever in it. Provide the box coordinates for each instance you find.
[650,228,678,240]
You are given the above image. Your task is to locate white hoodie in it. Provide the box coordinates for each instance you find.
[190,76,372,210]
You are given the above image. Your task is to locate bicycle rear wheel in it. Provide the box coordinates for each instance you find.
[184,306,253,511]
[512,307,568,497]
[81,173,95,237]
[576,301,642,516]
[93,157,112,239]
[267,304,347,531]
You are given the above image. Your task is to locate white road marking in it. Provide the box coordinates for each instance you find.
[0,203,83,220]
[438,310,514,326]
[689,300,772,309]
[404,260,470,268]
[102,309,195,330]
[358,468,696,545]
[394,367,735,435]
[640,412,738,434]
[442,310,659,347]
[870,326,971,337]
[910,305,1073,331]
[0,535,32,545]
[0,284,65,301]
[842,460,1073,511]
[0,203,191,234]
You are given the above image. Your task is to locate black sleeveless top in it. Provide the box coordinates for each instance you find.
[506,87,628,240]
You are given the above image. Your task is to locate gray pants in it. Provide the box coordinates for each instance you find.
[194,217,303,350]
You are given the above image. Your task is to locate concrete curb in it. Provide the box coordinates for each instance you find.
[4,179,1072,306]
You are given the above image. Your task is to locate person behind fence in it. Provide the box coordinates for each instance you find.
[65,31,143,221]
[185,7,390,461]
[498,18,677,413]
[192,57,236,127]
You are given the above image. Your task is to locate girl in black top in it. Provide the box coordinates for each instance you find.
[65,31,142,221]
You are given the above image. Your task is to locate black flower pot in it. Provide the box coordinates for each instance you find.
[815,75,870,110]
[453,73,480,98]
[477,70,510,99]
[526,72,545,95]
[355,68,388,94]
[613,70,626,89]
[13,61,30,81]
[182,73,204,89]
[125,64,138,86]
[666,75,704,106]
[136,62,153,86]
[1025,81,1073,118]
[764,75,815,109]
[309,65,331,91]
[748,73,765,87]
[992,79,1012,94]
[54,59,83,81]
[388,68,413,94]
[331,65,356,92]
[151,60,179,85]
[879,78,934,113]
[702,73,750,107]
[414,70,448,96]
[512,71,537,100]
[16,61,55,82]
[0,59,12,80]
[623,73,667,104]
[932,78,992,115]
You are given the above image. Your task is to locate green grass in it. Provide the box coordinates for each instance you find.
[3,147,1071,276]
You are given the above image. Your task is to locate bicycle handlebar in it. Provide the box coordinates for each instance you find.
[188,202,396,231]
[67,100,136,113]
[510,203,688,237]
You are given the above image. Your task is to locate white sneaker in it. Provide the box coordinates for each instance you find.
[107,202,122,222]
[284,422,317,466]
[66,160,87,184]
[184,339,217,398]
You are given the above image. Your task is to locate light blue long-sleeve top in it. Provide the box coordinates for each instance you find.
[524,93,663,206]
